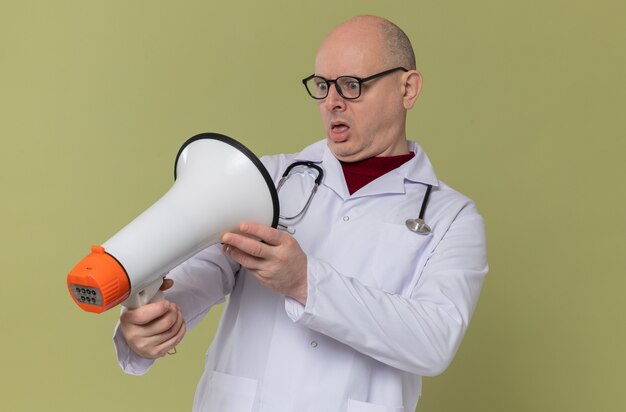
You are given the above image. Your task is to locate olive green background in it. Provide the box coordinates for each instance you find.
[1,0,625,411]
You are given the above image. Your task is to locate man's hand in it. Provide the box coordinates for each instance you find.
[119,279,186,359]
[221,222,308,304]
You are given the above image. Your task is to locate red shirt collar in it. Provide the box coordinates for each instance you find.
[340,152,416,195]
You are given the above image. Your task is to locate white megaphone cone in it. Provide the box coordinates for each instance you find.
[67,133,279,313]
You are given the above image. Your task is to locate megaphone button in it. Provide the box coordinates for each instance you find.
[91,245,105,254]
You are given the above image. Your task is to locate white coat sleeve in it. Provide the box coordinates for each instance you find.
[285,202,488,376]
[113,244,240,375]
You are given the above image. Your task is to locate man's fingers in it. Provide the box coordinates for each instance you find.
[153,320,187,357]
[221,222,287,256]
[144,304,185,347]
[222,232,268,258]
[239,222,284,246]
[121,302,186,358]
[121,300,171,326]
[223,243,264,270]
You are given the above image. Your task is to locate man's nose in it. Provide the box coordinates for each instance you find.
[324,82,346,111]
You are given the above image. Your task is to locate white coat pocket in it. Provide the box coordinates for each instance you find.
[347,399,404,412]
[370,223,433,295]
[201,371,257,412]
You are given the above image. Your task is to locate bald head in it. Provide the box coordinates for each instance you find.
[318,16,416,72]
[375,17,416,70]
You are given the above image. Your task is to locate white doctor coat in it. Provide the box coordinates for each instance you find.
[114,139,488,412]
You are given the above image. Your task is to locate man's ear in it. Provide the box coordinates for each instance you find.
[402,70,423,110]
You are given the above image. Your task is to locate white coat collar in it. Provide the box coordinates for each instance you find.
[293,139,439,199]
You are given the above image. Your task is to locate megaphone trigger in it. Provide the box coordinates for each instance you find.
[122,276,166,310]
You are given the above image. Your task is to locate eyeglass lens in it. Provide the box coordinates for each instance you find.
[306,76,362,99]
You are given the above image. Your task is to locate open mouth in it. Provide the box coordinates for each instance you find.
[330,121,350,141]
[331,123,349,132]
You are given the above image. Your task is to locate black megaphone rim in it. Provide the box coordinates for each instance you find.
[173,132,280,229]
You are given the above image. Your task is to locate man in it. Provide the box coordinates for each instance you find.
[115,15,488,411]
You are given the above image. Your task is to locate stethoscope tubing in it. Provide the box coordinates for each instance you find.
[418,184,432,221]
[277,161,433,235]
[276,161,324,221]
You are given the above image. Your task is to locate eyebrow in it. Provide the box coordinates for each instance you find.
[314,73,363,79]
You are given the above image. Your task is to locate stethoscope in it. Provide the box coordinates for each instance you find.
[276,161,432,235]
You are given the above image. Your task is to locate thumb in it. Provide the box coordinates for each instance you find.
[160,278,174,291]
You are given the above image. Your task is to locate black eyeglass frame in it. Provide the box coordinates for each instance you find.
[302,67,409,100]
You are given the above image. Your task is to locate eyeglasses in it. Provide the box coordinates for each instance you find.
[302,67,408,100]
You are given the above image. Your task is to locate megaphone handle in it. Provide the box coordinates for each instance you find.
[122,277,166,310]
[121,276,178,355]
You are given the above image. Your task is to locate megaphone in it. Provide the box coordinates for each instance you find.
[67,133,279,313]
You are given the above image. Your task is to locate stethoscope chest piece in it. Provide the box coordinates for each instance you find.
[405,218,431,235]
[405,184,433,235]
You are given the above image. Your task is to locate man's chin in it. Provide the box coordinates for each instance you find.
[327,140,366,162]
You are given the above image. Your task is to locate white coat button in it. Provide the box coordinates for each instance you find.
[342,216,349,222]
[310,340,318,348]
